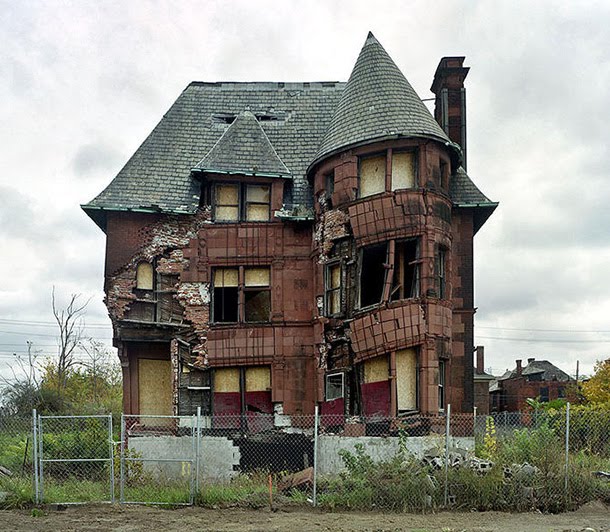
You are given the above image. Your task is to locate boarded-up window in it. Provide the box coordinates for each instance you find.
[213,268,239,322]
[364,355,389,383]
[391,239,420,301]
[136,262,154,290]
[396,348,417,411]
[245,185,270,221]
[245,366,271,392]
[244,267,270,322]
[392,152,416,190]
[213,183,271,222]
[359,155,386,198]
[325,263,341,315]
[215,367,240,392]
[215,184,239,221]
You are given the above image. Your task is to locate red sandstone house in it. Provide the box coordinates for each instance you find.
[490,358,573,412]
[82,33,496,425]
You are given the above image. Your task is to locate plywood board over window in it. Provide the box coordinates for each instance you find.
[396,348,417,411]
[138,358,173,416]
[215,184,239,221]
[245,366,271,391]
[359,155,386,197]
[392,152,416,190]
[136,262,154,290]
[364,355,389,383]
[215,367,240,392]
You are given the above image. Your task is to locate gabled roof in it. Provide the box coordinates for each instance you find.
[193,110,291,178]
[311,32,458,169]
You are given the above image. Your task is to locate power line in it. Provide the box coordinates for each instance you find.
[477,335,610,344]
[478,325,610,334]
[0,318,110,329]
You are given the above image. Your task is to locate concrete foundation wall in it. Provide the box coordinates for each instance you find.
[317,435,474,475]
[130,435,240,481]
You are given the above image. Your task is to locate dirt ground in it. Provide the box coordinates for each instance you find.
[1,502,609,532]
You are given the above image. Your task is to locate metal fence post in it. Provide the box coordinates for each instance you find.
[37,414,44,503]
[108,414,115,503]
[564,402,570,503]
[313,404,319,507]
[120,413,125,504]
[196,406,201,495]
[32,409,39,504]
[444,403,451,507]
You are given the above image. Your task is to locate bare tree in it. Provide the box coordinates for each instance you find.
[52,287,90,401]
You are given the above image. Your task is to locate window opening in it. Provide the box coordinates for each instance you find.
[244,267,271,322]
[359,243,388,307]
[359,154,386,198]
[326,373,344,401]
[213,268,239,322]
[325,171,335,207]
[391,240,420,301]
[325,263,341,316]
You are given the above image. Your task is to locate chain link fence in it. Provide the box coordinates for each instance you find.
[1,405,609,511]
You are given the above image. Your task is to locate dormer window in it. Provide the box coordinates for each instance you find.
[212,183,271,222]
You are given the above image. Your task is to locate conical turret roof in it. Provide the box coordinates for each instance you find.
[194,110,291,177]
[311,32,455,168]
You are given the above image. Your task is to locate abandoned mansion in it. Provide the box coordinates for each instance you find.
[83,33,496,423]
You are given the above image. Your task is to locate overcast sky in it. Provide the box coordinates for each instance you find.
[1,0,609,384]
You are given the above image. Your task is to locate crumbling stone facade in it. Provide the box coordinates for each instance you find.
[83,34,496,423]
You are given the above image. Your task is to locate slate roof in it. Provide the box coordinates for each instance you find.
[193,110,291,178]
[82,33,495,231]
[312,32,458,168]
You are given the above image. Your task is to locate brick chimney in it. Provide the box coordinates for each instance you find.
[516,359,523,376]
[476,346,485,375]
[527,357,535,365]
[431,57,470,170]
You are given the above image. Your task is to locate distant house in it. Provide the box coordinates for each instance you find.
[473,346,495,415]
[490,357,573,412]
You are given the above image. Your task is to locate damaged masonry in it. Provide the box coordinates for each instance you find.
[82,33,496,429]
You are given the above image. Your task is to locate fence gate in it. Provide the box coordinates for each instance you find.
[120,414,198,505]
[35,414,114,504]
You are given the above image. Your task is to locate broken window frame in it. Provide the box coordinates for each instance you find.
[358,238,422,310]
[211,266,271,324]
[128,260,181,323]
[212,182,271,223]
[390,239,421,301]
[325,372,345,401]
[324,261,342,317]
